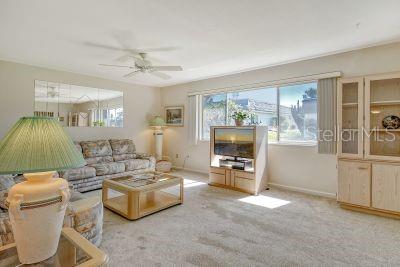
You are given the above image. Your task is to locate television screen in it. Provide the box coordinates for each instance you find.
[214,128,254,159]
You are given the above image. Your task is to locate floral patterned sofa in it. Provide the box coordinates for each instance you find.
[61,139,156,192]
[0,174,103,247]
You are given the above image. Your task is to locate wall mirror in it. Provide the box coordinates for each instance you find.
[34,80,123,127]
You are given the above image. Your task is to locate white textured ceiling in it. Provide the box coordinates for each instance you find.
[1,0,400,87]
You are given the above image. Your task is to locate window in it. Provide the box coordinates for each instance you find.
[202,93,227,138]
[279,83,317,142]
[227,88,278,142]
[199,81,317,144]
[91,107,124,127]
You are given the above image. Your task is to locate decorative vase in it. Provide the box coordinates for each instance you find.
[235,119,244,126]
[7,171,70,264]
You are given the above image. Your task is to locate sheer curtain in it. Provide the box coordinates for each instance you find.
[317,78,337,154]
[187,95,199,146]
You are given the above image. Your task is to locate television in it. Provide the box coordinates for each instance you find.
[214,128,254,159]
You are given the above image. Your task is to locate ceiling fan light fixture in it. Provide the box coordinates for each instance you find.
[98,52,182,80]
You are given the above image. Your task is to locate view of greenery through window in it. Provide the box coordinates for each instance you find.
[279,83,317,142]
[201,81,317,143]
[91,108,123,127]
[202,94,226,138]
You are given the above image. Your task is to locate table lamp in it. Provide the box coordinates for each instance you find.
[148,116,166,161]
[0,117,85,264]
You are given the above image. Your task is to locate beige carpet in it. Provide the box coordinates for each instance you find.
[87,171,400,266]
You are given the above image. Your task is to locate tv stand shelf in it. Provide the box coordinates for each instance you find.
[209,126,268,195]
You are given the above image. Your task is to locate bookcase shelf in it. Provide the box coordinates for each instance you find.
[342,103,358,107]
[370,100,400,106]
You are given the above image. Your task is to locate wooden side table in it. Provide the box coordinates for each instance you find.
[0,227,108,266]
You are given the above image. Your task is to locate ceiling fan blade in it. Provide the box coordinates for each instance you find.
[123,70,141,78]
[141,46,179,53]
[85,42,141,55]
[151,66,183,71]
[84,42,123,51]
[99,64,132,68]
[150,71,171,80]
[115,54,132,62]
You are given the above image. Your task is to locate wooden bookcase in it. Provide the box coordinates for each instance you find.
[337,72,400,218]
[208,126,268,195]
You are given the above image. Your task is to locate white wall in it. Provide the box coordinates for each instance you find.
[0,60,161,153]
[161,42,400,197]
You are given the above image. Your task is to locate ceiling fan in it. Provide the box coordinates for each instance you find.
[99,52,183,80]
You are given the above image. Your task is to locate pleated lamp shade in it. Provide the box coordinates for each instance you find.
[0,117,86,174]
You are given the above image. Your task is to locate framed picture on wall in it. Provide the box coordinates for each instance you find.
[165,106,184,126]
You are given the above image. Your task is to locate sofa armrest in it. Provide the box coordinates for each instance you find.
[64,196,103,246]
[135,153,156,170]
[135,152,151,158]
[0,211,14,246]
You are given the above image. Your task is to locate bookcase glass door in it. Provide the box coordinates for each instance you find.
[339,78,363,157]
[367,75,400,159]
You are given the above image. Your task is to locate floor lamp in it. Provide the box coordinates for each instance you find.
[148,116,166,161]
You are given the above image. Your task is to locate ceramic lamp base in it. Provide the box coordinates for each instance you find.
[7,171,70,264]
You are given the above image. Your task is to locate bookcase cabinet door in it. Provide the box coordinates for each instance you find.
[372,164,400,212]
[365,72,400,161]
[337,77,364,158]
[338,160,371,207]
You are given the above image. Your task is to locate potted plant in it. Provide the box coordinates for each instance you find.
[231,109,250,126]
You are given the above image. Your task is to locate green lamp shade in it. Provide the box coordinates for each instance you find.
[0,117,86,174]
[148,116,166,127]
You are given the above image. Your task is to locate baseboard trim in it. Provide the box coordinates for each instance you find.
[171,168,336,199]
[172,166,208,175]
[268,182,336,199]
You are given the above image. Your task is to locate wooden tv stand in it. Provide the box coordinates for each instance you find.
[209,126,268,195]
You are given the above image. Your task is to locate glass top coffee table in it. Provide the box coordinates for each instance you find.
[0,228,108,267]
[102,172,183,220]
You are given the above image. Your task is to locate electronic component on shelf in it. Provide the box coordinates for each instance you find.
[219,157,252,171]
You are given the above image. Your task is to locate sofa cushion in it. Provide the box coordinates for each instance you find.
[109,139,135,155]
[113,153,136,162]
[80,140,112,158]
[61,166,96,181]
[68,176,104,192]
[122,159,150,171]
[90,162,125,176]
[71,180,104,192]
[85,156,113,165]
